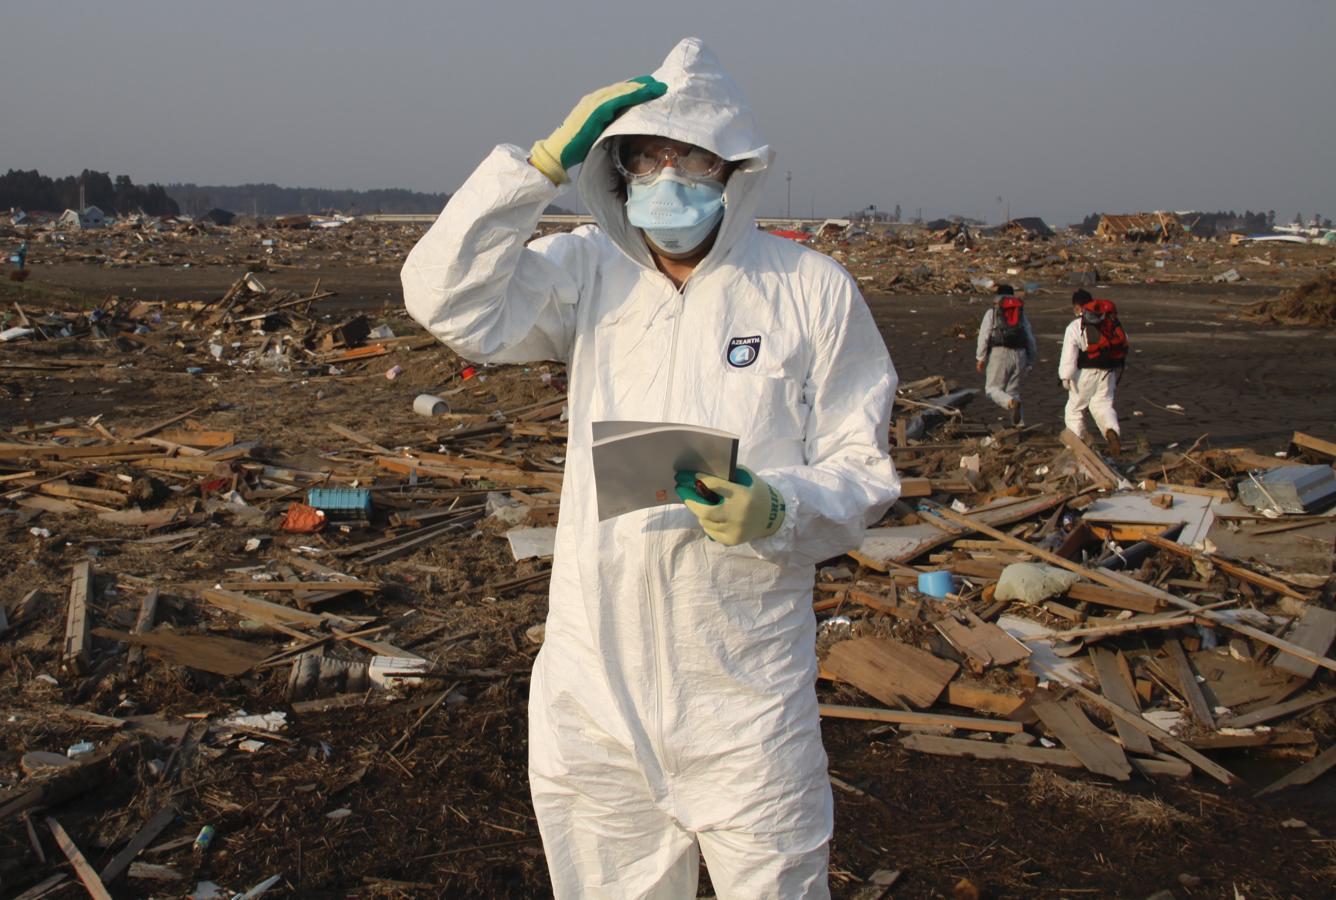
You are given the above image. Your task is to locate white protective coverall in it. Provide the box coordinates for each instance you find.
[402,38,900,899]
[1059,317,1121,438]
[975,306,1037,411]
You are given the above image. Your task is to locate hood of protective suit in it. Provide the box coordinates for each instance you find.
[578,37,773,271]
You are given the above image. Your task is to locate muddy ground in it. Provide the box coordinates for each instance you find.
[2,254,1334,899]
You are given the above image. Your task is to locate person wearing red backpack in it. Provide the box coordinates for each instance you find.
[1059,288,1129,455]
[975,284,1037,425]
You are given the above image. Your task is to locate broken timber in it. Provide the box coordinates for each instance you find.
[63,561,93,671]
[818,703,1022,734]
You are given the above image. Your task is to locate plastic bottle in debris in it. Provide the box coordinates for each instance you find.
[193,825,216,853]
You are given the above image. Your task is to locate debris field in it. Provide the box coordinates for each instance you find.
[1,220,1335,898]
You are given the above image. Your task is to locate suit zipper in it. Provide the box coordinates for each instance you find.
[645,276,688,776]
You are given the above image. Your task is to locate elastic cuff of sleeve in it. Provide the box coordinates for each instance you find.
[528,141,567,185]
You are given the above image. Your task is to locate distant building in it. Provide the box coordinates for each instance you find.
[1000,217,1054,240]
[202,208,236,226]
[1095,212,1185,243]
[59,206,108,229]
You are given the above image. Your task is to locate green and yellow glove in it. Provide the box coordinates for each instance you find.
[675,466,786,546]
[529,76,668,185]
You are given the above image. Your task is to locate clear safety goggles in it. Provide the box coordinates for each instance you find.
[612,136,726,184]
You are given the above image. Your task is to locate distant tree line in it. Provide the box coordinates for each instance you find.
[166,183,452,217]
[1,169,179,216]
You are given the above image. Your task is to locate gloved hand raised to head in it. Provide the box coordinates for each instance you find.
[674,466,786,546]
[529,76,668,185]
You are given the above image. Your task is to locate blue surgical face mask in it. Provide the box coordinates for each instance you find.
[625,171,726,255]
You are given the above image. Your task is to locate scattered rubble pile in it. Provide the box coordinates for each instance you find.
[1244,272,1336,328]
[4,217,423,273]
[1,279,1334,896]
[803,225,1335,297]
[818,419,1335,800]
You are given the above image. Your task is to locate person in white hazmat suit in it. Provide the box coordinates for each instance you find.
[402,37,900,898]
[1059,289,1124,455]
[974,284,1037,425]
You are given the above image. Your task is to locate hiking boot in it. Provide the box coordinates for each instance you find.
[1008,399,1022,426]
[1104,428,1122,457]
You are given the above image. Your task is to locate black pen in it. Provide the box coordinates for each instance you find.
[694,479,721,504]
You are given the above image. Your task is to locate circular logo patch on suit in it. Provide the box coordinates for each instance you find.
[727,335,761,368]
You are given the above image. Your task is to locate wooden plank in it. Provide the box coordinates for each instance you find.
[1274,606,1336,680]
[18,494,82,514]
[92,628,270,676]
[156,429,235,448]
[1066,582,1161,615]
[824,637,958,709]
[818,703,1022,734]
[99,805,176,883]
[1256,744,1336,796]
[1060,428,1123,489]
[1032,699,1132,780]
[1047,613,1196,641]
[63,561,93,671]
[960,609,1030,665]
[898,477,931,498]
[39,481,127,506]
[376,455,563,492]
[847,588,909,618]
[933,617,995,668]
[126,588,159,667]
[13,875,68,900]
[328,423,391,455]
[199,588,360,631]
[925,502,1336,675]
[1220,689,1336,729]
[0,442,159,461]
[899,733,1187,780]
[1089,648,1155,755]
[1143,534,1309,602]
[1164,639,1215,729]
[1290,431,1336,460]
[123,406,204,441]
[47,817,114,900]
[945,683,1025,716]
[208,580,380,594]
[902,732,1084,770]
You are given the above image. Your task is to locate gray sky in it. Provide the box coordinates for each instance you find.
[3,1,1332,224]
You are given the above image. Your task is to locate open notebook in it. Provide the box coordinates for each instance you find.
[591,421,739,521]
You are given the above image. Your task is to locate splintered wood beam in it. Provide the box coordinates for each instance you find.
[1256,744,1336,796]
[99,805,177,883]
[818,703,1022,734]
[1273,607,1336,680]
[1033,699,1132,780]
[126,587,159,667]
[1164,638,1216,729]
[47,816,114,900]
[63,561,93,671]
[1060,428,1123,489]
[1089,647,1156,755]
[1143,534,1309,602]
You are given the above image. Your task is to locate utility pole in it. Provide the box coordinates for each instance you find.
[786,171,792,219]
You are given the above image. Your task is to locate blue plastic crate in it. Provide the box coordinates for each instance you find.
[307,487,373,520]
